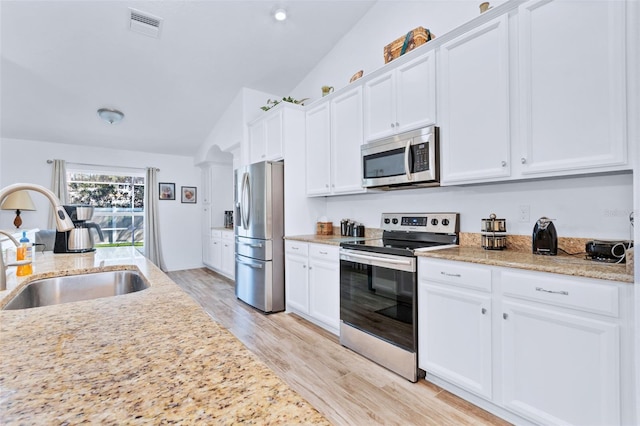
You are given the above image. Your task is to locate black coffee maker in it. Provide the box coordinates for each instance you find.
[54,205,104,253]
[532,217,558,255]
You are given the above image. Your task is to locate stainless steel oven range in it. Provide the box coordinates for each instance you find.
[339,212,459,382]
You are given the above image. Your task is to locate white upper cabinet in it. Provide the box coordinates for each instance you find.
[439,15,511,185]
[305,86,366,197]
[248,104,299,164]
[305,102,332,196]
[330,86,366,195]
[517,0,628,175]
[364,51,436,141]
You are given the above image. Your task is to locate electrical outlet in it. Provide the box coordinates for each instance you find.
[519,205,530,223]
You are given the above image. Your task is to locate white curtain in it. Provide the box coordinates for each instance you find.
[48,159,68,229]
[144,167,166,271]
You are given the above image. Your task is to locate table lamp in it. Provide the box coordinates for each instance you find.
[1,190,36,228]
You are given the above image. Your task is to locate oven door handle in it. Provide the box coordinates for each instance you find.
[404,140,412,181]
[340,250,415,272]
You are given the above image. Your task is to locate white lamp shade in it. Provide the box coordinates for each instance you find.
[1,190,37,211]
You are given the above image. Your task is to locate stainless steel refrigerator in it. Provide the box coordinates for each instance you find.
[234,161,285,313]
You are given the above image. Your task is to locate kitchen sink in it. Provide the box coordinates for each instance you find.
[2,270,149,310]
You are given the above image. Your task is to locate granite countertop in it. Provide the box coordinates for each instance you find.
[284,234,375,246]
[415,246,633,283]
[285,233,633,283]
[0,248,328,425]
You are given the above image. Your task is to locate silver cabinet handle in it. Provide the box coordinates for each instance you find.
[481,308,487,315]
[503,313,508,320]
[395,122,399,127]
[292,246,299,250]
[319,251,328,255]
[309,266,313,270]
[440,272,461,278]
[536,287,569,296]
[303,265,306,269]
[501,161,507,167]
[521,157,527,164]
[390,123,395,128]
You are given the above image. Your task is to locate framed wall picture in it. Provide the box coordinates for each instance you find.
[159,182,175,200]
[181,186,197,204]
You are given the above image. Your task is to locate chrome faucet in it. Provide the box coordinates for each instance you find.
[0,183,75,291]
[0,230,32,291]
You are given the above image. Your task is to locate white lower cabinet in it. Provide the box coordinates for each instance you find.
[220,231,235,279]
[418,260,493,399]
[501,300,619,426]
[418,257,632,426]
[204,230,234,280]
[285,241,339,334]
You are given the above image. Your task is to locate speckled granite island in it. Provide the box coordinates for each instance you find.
[0,248,329,425]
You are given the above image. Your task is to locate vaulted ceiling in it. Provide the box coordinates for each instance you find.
[0,1,376,156]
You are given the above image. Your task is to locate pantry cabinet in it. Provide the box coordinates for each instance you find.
[363,51,436,142]
[418,257,632,426]
[439,15,511,185]
[517,0,627,176]
[284,241,340,334]
[305,86,365,197]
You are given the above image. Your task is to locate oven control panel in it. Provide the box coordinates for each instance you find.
[381,212,459,234]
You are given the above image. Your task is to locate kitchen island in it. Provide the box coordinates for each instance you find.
[0,248,328,424]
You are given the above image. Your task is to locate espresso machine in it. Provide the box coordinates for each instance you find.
[54,205,104,253]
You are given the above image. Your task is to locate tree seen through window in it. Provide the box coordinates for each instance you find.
[67,170,145,247]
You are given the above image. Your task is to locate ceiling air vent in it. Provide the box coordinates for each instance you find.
[129,8,163,38]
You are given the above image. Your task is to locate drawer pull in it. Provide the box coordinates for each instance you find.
[319,251,328,255]
[292,247,299,250]
[536,287,569,296]
[481,308,487,315]
[503,313,508,320]
[441,272,461,278]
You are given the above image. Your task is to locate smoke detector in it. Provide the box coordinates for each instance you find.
[129,8,163,38]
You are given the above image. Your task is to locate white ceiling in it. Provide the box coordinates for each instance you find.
[0,0,376,156]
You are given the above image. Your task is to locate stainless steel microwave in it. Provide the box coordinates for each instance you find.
[361,126,439,190]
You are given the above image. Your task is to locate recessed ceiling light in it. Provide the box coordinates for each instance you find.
[274,8,287,21]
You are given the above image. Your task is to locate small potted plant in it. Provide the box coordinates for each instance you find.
[261,96,309,111]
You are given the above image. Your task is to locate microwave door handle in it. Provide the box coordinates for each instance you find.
[404,140,412,181]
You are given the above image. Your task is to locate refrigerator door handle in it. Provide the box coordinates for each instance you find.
[241,172,250,229]
[237,258,264,269]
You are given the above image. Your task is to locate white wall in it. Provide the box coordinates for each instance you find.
[324,173,634,240]
[0,138,201,271]
[291,0,506,102]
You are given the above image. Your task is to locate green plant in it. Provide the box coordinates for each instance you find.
[261,96,309,111]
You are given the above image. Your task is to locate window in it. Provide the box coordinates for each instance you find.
[66,167,145,248]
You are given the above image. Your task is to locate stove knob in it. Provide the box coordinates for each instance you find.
[392,218,399,224]
[384,218,391,224]
[431,218,439,226]
[442,218,450,226]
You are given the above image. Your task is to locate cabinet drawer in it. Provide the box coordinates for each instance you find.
[419,258,491,292]
[309,243,339,261]
[221,231,234,241]
[210,229,222,238]
[501,269,619,317]
[285,241,308,256]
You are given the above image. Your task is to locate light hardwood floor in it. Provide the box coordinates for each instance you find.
[168,268,510,426]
